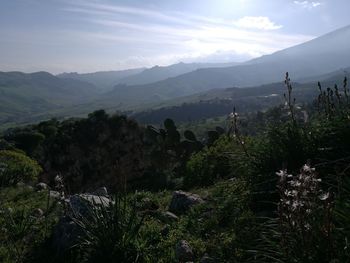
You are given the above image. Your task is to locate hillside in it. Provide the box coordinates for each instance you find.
[0,71,97,126]
[119,62,239,86]
[102,25,350,107]
[57,68,145,92]
[132,70,349,124]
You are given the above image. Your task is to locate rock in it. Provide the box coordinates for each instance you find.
[91,186,108,197]
[52,193,111,252]
[200,253,214,263]
[162,211,179,222]
[169,191,204,214]
[36,182,49,191]
[49,190,61,200]
[33,208,44,218]
[69,194,111,217]
[175,240,194,262]
[52,216,82,252]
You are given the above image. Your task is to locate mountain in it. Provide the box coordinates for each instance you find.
[57,68,145,92]
[0,71,97,126]
[103,25,350,107]
[119,62,240,86]
[132,69,350,124]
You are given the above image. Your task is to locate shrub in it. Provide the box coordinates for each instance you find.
[184,136,237,188]
[0,150,42,187]
[71,194,146,263]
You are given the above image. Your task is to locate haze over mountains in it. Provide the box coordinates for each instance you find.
[1,25,350,128]
[102,25,350,108]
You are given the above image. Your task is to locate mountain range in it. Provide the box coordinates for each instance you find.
[1,24,350,128]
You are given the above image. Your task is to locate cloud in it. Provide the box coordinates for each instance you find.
[233,16,282,30]
[294,1,322,9]
[36,1,311,71]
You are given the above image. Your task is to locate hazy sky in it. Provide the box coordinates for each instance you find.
[0,0,349,73]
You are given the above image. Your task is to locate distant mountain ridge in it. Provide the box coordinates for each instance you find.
[119,62,240,86]
[102,25,350,108]
[57,68,145,92]
[57,62,239,90]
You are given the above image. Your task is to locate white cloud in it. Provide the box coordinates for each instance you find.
[294,1,322,9]
[53,1,314,71]
[233,16,282,30]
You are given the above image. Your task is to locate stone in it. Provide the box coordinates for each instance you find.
[69,194,111,217]
[49,190,61,200]
[33,208,44,218]
[36,182,49,191]
[200,253,215,263]
[91,186,108,197]
[52,216,81,252]
[169,191,204,214]
[162,211,179,222]
[175,240,194,262]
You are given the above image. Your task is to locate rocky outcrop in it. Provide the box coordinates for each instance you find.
[69,193,110,217]
[169,191,204,214]
[52,188,110,252]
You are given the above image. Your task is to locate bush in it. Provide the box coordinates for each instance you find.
[0,150,42,187]
[184,136,237,188]
[71,194,146,263]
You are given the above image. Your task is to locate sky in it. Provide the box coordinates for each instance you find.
[0,0,349,74]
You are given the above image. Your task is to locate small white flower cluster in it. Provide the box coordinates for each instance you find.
[228,112,239,120]
[54,174,65,201]
[277,164,330,230]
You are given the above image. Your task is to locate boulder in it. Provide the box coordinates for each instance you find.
[36,182,49,191]
[91,186,108,197]
[49,190,61,200]
[175,240,194,262]
[69,194,111,217]
[52,193,111,252]
[169,191,204,214]
[52,216,81,252]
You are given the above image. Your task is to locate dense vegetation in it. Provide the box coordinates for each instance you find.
[1,73,350,262]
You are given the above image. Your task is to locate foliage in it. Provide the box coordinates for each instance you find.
[71,194,146,263]
[184,136,237,188]
[0,186,61,263]
[0,150,42,187]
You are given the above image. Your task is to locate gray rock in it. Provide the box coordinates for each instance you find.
[33,208,44,218]
[91,186,108,197]
[200,253,215,263]
[36,182,49,191]
[69,194,111,217]
[49,190,61,200]
[169,191,204,214]
[175,240,194,262]
[162,211,179,222]
[52,193,111,252]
